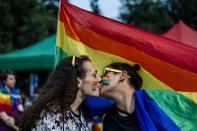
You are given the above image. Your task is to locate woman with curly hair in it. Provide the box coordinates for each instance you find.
[20,55,101,131]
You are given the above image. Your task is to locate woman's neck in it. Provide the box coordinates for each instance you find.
[4,85,11,93]
[70,90,85,115]
[114,85,136,114]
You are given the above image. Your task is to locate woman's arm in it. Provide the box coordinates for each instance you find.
[17,104,24,112]
[0,112,19,130]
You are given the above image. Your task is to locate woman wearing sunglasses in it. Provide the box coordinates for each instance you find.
[20,56,101,131]
[100,63,143,131]
[85,62,180,131]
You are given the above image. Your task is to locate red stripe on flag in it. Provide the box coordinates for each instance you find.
[59,1,197,73]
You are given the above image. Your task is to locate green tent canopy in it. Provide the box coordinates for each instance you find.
[0,35,56,70]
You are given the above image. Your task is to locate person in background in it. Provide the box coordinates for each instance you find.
[0,69,24,131]
[22,87,43,110]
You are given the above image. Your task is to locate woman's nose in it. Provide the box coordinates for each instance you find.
[97,75,101,82]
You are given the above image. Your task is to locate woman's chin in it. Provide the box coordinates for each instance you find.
[99,86,112,96]
[89,90,100,97]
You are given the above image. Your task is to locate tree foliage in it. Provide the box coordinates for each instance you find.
[167,0,197,30]
[0,0,58,53]
[90,0,102,14]
[119,0,197,34]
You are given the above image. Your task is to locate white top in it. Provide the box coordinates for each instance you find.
[32,110,89,131]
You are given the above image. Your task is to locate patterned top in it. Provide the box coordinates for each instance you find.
[32,110,90,131]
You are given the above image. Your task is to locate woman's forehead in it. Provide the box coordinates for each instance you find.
[7,74,15,79]
[103,71,114,76]
[83,61,97,72]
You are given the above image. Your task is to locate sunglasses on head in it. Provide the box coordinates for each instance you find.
[72,56,83,66]
[103,67,131,78]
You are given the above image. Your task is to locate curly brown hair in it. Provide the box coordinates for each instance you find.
[20,55,91,131]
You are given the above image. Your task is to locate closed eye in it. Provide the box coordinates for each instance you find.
[93,73,97,78]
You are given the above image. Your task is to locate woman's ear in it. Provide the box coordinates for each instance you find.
[77,77,83,88]
[119,71,127,81]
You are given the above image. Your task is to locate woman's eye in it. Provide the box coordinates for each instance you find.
[93,74,97,78]
[103,71,109,76]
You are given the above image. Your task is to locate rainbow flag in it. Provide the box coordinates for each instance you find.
[0,91,12,113]
[56,0,197,130]
[0,86,22,113]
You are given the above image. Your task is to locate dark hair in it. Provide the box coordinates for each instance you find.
[20,55,91,131]
[0,69,15,86]
[107,63,142,89]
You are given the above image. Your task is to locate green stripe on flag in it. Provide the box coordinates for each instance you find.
[55,47,68,66]
[145,89,197,131]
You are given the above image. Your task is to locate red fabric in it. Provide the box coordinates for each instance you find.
[163,20,197,48]
[60,2,197,73]
[58,1,197,91]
